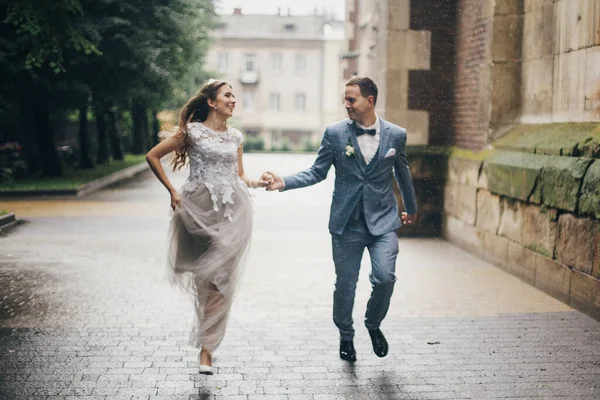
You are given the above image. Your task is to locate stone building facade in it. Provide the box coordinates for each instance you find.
[345,0,600,319]
[205,8,345,149]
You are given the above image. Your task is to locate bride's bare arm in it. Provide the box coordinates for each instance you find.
[146,136,184,209]
[237,146,269,188]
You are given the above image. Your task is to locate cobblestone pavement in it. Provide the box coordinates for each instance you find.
[1,153,599,400]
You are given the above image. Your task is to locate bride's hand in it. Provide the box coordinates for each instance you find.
[170,191,182,210]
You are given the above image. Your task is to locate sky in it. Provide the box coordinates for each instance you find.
[215,0,346,20]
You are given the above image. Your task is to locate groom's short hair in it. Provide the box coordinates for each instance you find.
[346,76,378,105]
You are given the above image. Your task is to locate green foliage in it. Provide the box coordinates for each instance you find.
[0,142,27,184]
[302,139,319,152]
[0,0,218,177]
[0,154,146,190]
[244,136,265,152]
[3,0,100,71]
[272,140,291,152]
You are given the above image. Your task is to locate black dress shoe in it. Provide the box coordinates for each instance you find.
[339,339,356,361]
[368,328,388,358]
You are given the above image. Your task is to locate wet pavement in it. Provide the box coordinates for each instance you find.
[1,153,599,400]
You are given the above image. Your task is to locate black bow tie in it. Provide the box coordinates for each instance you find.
[356,128,376,136]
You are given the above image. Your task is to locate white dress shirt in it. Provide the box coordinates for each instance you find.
[355,115,381,165]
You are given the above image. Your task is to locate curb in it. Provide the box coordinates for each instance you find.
[0,162,150,198]
[0,212,17,231]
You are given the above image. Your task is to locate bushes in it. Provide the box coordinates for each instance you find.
[0,142,27,183]
[244,136,265,151]
[57,145,78,167]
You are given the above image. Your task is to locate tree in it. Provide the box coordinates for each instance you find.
[0,0,99,176]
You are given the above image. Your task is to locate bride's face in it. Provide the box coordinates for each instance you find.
[211,84,236,117]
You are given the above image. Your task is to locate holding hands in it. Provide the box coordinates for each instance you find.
[260,171,284,191]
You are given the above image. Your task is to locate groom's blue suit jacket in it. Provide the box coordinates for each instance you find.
[283,118,418,236]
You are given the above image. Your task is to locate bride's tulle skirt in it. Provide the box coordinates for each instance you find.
[167,182,252,353]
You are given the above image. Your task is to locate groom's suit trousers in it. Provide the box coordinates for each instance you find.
[331,210,399,340]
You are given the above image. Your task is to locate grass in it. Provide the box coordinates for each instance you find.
[0,210,7,216]
[0,154,147,192]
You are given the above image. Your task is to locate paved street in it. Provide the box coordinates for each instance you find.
[1,153,599,400]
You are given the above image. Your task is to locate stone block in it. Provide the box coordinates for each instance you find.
[498,199,523,243]
[522,203,557,257]
[492,123,600,157]
[447,157,481,186]
[569,270,600,320]
[483,231,510,269]
[524,0,553,12]
[443,215,485,257]
[492,15,523,62]
[387,0,410,31]
[484,151,546,201]
[477,164,489,189]
[579,160,600,219]
[495,0,523,14]
[507,241,537,284]
[459,185,478,226]
[385,69,409,109]
[584,46,600,121]
[555,213,596,274]
[444,183,477,226]
[443,182,459,217]
[534,254,571,304]
[552,50,587,122]
[540,156,592,211]
[521,58,554,118]
[387,30,431,70]
[476,190,501,234]
[490,62,522,126]
[593,231,600,280]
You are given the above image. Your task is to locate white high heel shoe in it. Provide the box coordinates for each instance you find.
[198,350,214,375]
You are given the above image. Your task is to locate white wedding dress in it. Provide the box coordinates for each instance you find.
[167,122,252,353]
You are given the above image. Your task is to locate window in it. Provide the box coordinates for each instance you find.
[271,54,282,71]
[244,54,257,72]
[295,93,306,111]
[217,53,228,71]
[243,91,254,110]
[269,92,280,111]
[295,54,306,72]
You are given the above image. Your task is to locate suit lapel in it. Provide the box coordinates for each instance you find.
[347,121,367,174]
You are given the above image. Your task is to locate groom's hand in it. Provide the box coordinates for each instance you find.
[263,171,284,191]
[401,212,417,225]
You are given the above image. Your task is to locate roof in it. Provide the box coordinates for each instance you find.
[214,14,326,41]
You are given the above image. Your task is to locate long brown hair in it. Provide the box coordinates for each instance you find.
[170,80,231,171]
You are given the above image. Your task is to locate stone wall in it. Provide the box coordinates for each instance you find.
[443,124,600,320]
[522,0,600,123]
[453,0,600,149]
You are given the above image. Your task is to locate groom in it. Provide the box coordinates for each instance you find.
[263,76,417,361]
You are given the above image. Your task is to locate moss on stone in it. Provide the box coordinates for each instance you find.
[449,147,495,162]
[493,123,600,157]
[540,156,593,211]
[579,160,600,219]
[525,243,552,258]
[484,151,548,201]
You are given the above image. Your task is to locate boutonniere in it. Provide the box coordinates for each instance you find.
[345,139,355,157]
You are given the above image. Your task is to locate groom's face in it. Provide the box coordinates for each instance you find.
[344,84,373,123]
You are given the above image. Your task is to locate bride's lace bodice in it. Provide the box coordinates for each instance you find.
[181,122,245,220]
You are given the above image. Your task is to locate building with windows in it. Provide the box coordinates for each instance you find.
[205,8,345,149]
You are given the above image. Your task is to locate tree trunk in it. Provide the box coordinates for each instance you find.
[33,96,62,177]
[107,106,124,160]
[94,101,110,164]
[78,103,94,169]
[131,103,146,154]
[151,110,160,146]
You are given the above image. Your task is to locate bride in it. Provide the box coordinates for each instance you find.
[145,80,268,374]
